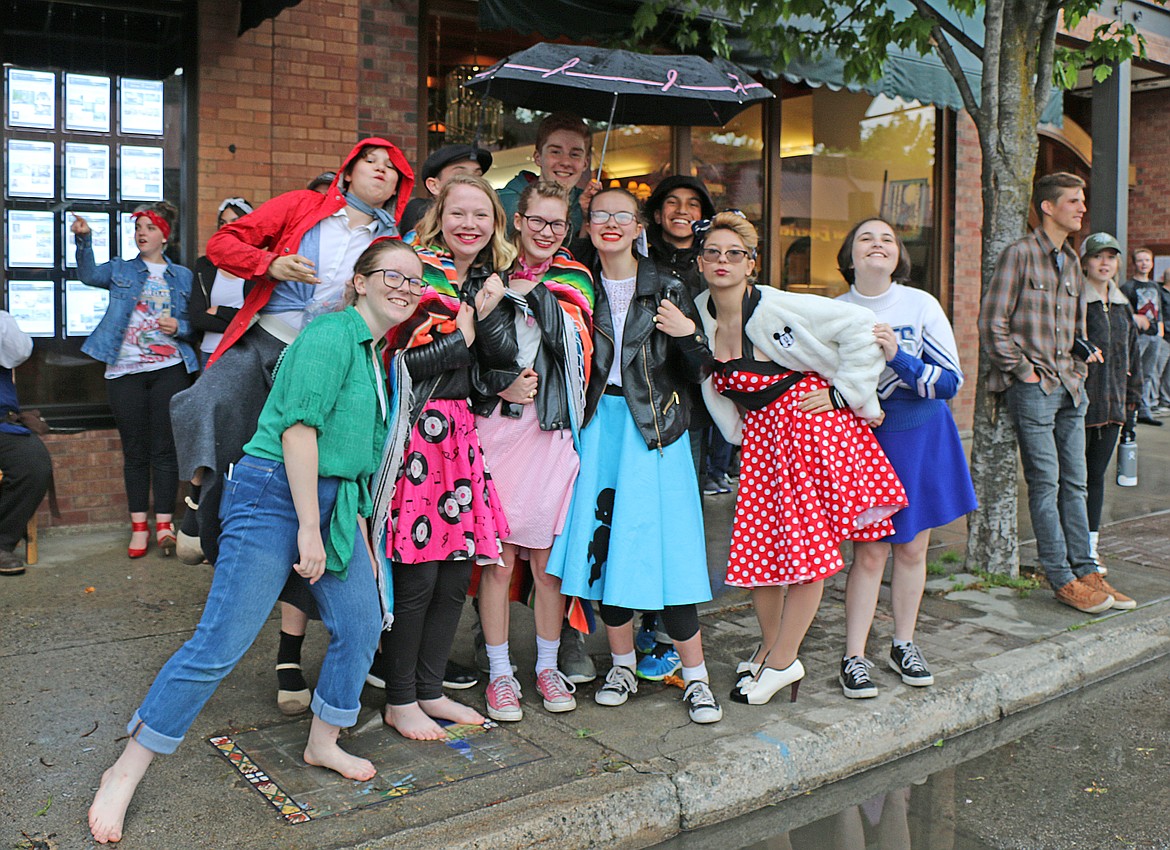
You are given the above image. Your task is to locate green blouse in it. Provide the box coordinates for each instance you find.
[243,307,388,578]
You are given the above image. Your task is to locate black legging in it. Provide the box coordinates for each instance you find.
[1085,423,1121,533]
[107,364,190,514]
[374,559,473,705]
[599,603,700,643]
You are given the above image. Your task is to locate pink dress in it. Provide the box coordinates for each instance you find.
[389,398,510,564]
[713,360,907,587]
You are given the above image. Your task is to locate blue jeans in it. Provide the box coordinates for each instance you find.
[128,455,380,754]
[1005,382,1095,589]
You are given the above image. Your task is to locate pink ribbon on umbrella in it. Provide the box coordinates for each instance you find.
[542,57,580,78]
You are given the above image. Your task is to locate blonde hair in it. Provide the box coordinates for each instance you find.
[415,174,517,272]
[706,210,758,252]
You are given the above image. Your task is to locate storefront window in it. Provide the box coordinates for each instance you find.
[779,92,935,296]
[691,104,764,223]
[3,68,186,426]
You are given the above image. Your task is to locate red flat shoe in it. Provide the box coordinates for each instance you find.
[128,520,150,559]
[155,521,176,557]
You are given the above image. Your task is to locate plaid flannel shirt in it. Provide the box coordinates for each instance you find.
[979,227,1087,400]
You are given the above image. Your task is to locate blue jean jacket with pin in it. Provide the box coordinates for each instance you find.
[75,233,200,373]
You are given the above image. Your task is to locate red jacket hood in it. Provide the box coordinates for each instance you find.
[326,137,415,224]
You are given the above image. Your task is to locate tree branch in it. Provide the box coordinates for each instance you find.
[1034,3,1062,117]
[911,0,984,60]
[981,0,1005,133]
[931,25,983,124]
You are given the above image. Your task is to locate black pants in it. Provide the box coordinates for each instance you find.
[374,559,473,705]
[0,430,52,552]
[599,603,700,643]
[1085,423,1120,533]
[106,364,190,514]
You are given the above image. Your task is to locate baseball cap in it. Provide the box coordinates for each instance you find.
[1080,232,1122,258]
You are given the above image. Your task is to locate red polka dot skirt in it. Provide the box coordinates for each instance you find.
[714,367,907,587]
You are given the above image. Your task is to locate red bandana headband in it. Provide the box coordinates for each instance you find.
[132,209,171,242]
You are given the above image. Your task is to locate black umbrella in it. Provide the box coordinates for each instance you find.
[464,43,773,174]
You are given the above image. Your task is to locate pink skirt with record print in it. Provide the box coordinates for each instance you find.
[389,398,509,564]
[476,403,580,550]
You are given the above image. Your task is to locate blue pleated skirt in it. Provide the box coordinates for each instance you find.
[546,393,712,609]
[874,397,977,543]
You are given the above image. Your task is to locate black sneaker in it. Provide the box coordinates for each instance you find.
[840,655,877,699]
[889,642,934,687]
[442,660,479,690]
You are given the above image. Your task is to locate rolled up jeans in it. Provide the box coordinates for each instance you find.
[128,455,380,755]
[1004,382,1095,590]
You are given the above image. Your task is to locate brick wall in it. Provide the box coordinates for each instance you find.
[195,0,365,250]
[357,0,420,164]
[195,0,420,252]
[950,111,983,432]
[35,430,127,527]
[1127,88,1170,255]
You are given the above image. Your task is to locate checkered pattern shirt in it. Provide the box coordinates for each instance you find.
[979,227,1087,400]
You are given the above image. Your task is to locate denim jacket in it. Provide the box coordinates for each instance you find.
[76,233,199,373]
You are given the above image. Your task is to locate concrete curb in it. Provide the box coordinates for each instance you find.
[341,604,1170,849]
[350,772,679,850]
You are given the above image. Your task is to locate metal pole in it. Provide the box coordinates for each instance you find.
[596,92,619,181]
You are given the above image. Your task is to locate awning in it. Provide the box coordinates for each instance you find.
[3,0,189,78]
[239,0,304,35]
[478,0,1061,122]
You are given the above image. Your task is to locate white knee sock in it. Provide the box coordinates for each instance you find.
[486,641,512,681]
[535,636,560,674]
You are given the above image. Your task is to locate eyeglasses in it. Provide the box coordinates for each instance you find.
[520,215,569,236]
[700,248,754,264]
[589,210,637,226]
[372,269,425,295]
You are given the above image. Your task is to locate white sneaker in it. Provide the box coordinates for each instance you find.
[594,665,637,707]
[683,680,723,723]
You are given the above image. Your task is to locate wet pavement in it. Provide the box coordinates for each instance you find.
[2,422,1169,849]
[652,654,1170,849]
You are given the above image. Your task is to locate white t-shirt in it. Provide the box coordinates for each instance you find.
[106,262,182,378]
[602,273,637,387]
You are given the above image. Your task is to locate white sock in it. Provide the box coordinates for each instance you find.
[681,662,708,683]
[535,635,560,674]
[611,651,636,670]
[892,638,913,649]
[1088,530,1100,561]
[486,641,512,681]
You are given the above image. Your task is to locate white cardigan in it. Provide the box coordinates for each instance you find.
[696,286,884,445]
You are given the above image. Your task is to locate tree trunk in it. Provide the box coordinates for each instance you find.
[964,7,1045,576]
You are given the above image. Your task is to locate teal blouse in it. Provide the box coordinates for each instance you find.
[243,307,388,577]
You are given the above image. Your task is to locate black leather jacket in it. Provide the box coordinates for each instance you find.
[587,258,713,450]
[399,265,502,426]
[468,274,579,431]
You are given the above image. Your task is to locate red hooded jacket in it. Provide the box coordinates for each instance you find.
[205,138,414,365]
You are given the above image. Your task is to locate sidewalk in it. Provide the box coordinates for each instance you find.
[3,423,1169,849]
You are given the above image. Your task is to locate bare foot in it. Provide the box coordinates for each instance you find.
[383,702,446,741]
[418,695,486,726]
[88,749,150,845]
[303,739,376,781]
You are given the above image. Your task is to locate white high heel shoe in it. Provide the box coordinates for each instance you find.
[731,658,804,705]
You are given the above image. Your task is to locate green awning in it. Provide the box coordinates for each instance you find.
[478,0,1061,122]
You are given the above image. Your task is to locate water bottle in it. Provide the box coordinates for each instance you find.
[1116,435,1137,487]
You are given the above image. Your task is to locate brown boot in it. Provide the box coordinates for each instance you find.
[1054,577,1113,614]
[1079,571,1137,610]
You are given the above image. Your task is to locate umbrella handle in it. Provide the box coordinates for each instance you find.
[595,92,618,182]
